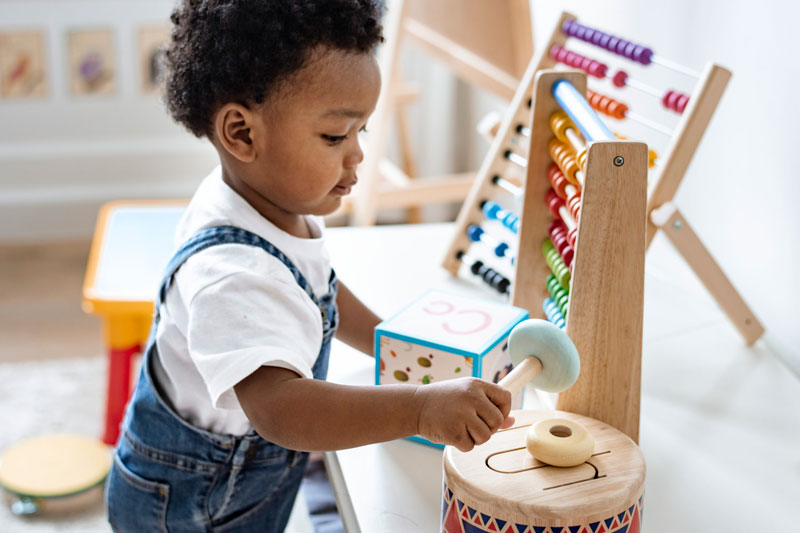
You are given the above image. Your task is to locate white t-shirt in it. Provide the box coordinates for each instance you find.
[151,166,332,435]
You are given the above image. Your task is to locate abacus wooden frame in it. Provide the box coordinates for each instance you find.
[517,70,647,442]
[442,10,763,346]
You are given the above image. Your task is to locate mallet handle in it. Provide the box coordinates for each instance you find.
[498,356,543,397]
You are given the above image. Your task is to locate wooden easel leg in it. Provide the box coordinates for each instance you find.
[352,0,407,226]
[650,202,765,345]
[394,73,422,224]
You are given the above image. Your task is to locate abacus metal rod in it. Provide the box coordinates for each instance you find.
[467,224,512,259]
[492,175,523,198]
[559,206,577,231]
[624,77,662,98]
[552,80,615,142]
[623,110,673,136]
[564,128,585,152]
[651,55,701,78]
[561,128,587,186]
[504,150,528,168]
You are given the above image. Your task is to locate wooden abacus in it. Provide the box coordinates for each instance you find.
[443,10,763,347]
[442,65,648,442]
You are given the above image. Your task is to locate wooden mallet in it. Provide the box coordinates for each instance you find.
[496,319,593,467]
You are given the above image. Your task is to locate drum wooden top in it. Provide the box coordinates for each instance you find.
[0,434,112,498]
[444,410,645,521]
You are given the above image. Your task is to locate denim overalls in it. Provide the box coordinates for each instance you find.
[106,226,338,533]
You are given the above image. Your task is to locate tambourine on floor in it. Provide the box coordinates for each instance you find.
[442,410,645,533]
[0,434,112,516]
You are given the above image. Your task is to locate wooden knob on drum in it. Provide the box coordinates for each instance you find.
[497,319,580,396]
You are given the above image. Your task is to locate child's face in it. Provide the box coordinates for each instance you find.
[230,47,380,226]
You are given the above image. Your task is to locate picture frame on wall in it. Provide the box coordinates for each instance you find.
[137,25,170,95]
[67,28,116,96]
[0,30,47,100]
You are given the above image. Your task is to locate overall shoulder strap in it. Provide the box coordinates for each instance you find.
[155,226,323,312]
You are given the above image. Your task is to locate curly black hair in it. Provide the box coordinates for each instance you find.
[164,0,384,138]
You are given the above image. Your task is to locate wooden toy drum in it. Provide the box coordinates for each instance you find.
[442,410,645,533]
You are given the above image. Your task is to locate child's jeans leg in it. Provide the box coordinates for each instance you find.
[303,452,343,533]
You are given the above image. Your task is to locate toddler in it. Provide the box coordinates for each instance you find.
[105,1,513,531]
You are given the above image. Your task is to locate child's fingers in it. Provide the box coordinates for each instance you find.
[453,428,476,452]
[499,415,515,429]
[466,416,492,446]
[483,382,513,417]
[476,398,506,433]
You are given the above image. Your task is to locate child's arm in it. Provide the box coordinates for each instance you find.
[235,366,514,452]
[334,280,381,356]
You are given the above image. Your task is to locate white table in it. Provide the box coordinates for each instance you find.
[323,223,800,532]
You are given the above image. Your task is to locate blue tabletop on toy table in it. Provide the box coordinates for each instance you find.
[90,204,185,302]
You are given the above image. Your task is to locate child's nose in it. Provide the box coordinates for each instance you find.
[345,139,365,168]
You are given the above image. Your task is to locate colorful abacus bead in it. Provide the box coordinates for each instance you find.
[548,220,574,267]
[549,138,580,185]
[567,194,581,222]
[662,89,690,113]
[466,224,510,258]
[457,251,511,295]
[543,297,566,329]
[547,164,572,199]
[586,89,628,120]
[549,111,574,144]
[567,226,578,249]
[561,19,654,65]
[470,260,510,294]
[550,44,607,78]
[542,239,570,290]
[613,71,690,114]
[482,201,520,234]
[576,147,588,173]
[546,274,570,318]
[545,189,564,219]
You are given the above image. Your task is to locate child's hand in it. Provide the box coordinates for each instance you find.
[413,378,515,452]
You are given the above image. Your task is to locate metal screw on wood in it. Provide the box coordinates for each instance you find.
[613,156,624,166]
[673,219,682,230]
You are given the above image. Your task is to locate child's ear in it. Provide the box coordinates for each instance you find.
[214,103,257,163]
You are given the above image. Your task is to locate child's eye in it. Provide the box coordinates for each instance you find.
[322,134,347,144]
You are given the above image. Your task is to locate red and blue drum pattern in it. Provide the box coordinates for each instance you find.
[441,482,643,533]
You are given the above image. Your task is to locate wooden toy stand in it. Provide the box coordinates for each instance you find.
[441,56,649,441]
[347,0,533,226]
[450,62,649,441]
[517,70,647,442]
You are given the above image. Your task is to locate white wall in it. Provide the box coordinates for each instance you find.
[0,0,217,242]
[522,0,800,365]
